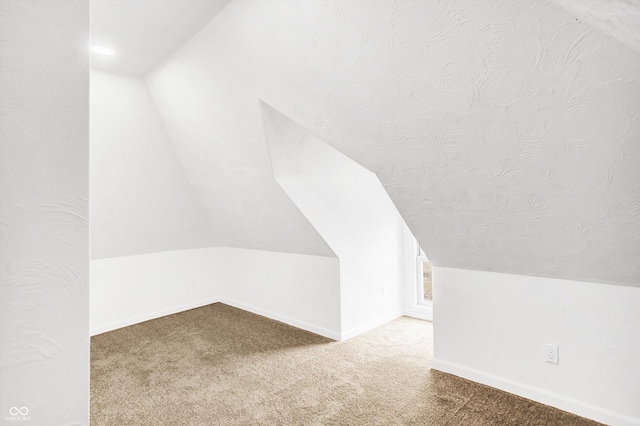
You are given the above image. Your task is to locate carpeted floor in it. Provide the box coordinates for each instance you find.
[91,303,600,425]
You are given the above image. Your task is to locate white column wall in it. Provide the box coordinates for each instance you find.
[0,1,90,423]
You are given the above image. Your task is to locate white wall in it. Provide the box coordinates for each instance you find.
[432,267,640,426]
[90,70,216,259]
[90,57,413,343]
[216,247,341,340]
[90,248,220,335]
[0,0,89,424]
[262,103,410,339]
[90,247,341,340]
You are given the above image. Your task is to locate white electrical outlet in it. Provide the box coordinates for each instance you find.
[545,344,559,364]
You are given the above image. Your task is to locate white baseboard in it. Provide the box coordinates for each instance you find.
[404,304,432,321]
[92,295,404,343]
[90,297,221,336]
[431,359,640,426]
[217,297,342,341]
[339,309,405,341]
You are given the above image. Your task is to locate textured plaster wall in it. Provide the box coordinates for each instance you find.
[432,267,640,425]
[261,103,408,338]
[147,0,640,286]
[90,70,216,259]
[0,0,89,423]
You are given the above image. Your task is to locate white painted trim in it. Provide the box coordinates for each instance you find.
[431,359,640,426]
[217,297,342,341]
[340,309,405,341]
[91,292,402,342]
[405,304,432,321]
[90,297,220,336]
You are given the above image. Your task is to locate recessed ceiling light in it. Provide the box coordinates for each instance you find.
[91,46,115,55]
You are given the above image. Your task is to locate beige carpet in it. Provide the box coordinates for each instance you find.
[91,303,599,425]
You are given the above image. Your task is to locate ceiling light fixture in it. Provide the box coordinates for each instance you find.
[91,45,115,55]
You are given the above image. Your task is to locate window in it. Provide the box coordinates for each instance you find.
[422,261,432,302]
[417,246,432,305]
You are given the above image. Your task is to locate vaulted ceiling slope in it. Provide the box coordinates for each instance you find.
[551,0,640,55]
[90,67,334,258]
[90,71,219,259]
[90,0,335,258]
[143,0,640,286]
[91,0,231,75]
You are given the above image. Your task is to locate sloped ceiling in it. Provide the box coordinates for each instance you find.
[90,0,231,75]
[551,0,640,55]
[90,1,334,258]
[90,71,218,259]
[94,0,640,285]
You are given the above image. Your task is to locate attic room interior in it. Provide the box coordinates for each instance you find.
[1,0,639,425]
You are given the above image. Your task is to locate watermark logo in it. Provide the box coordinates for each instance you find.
[6,407,31,422]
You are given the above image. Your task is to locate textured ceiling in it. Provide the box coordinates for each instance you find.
[552,0,640,55]
[90,0,231,75]
[93,0,640,285]
[143,0,640,286]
